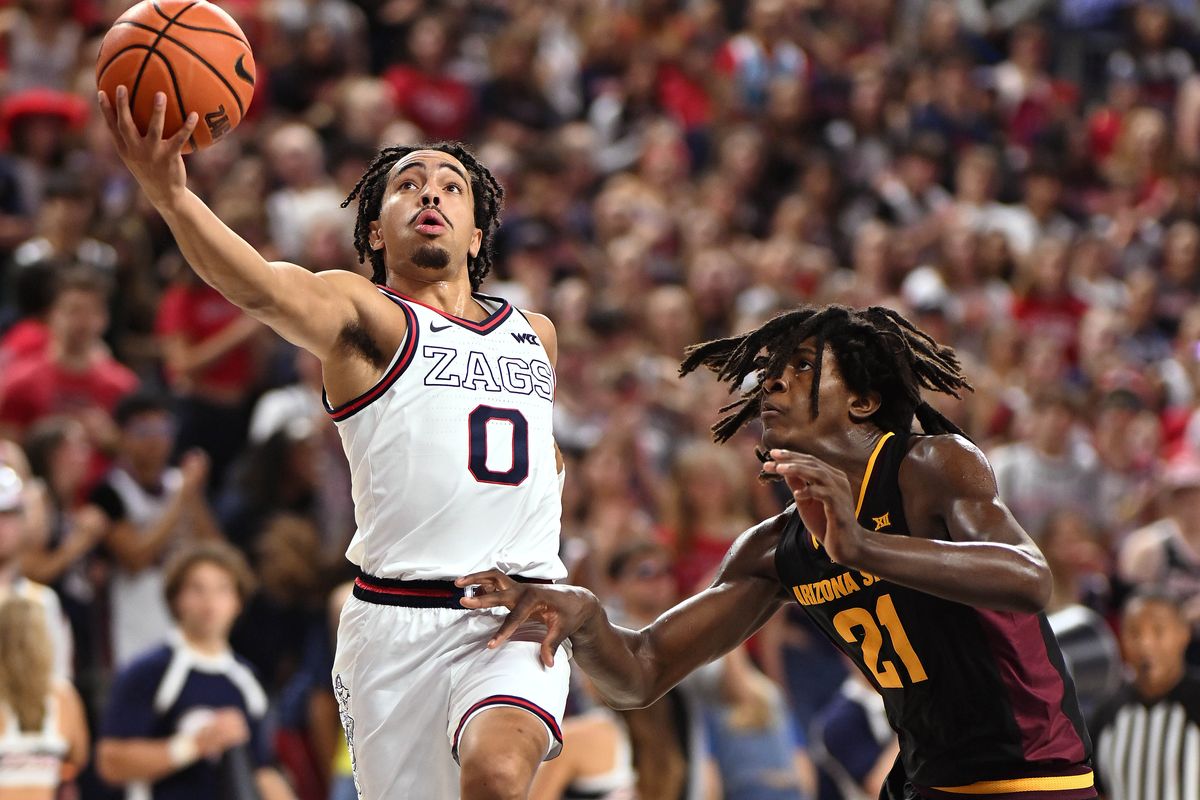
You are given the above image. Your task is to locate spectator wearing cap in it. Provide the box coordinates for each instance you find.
[0,88,88,215]
[1089,589,1200,798]
[989,387,1098,537]
[90,392,223,668]
[96,542,295,800]
[0,465,73,680]
[1119,455,1200,639]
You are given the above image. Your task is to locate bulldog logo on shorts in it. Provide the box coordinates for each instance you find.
[334,674,362,796]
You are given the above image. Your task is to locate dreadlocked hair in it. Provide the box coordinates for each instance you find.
[341,141,504,291]
[679,304,973,444]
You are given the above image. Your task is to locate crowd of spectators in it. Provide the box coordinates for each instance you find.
[2,0,1200,798]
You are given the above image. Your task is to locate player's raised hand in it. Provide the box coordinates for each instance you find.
[455,569,600,668]
[762,449,865,566]
[97,87,198,208]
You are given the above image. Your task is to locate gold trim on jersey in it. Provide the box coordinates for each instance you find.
[855,431,894,517]
[931,770,1094,794]
[810,431,895,549]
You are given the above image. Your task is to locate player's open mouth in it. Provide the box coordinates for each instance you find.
[414,209,448,235]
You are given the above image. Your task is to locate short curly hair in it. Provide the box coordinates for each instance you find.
[341,142,505,290]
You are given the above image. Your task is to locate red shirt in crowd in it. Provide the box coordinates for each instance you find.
[1012,292,1089,363]
[156,283,255,394]
[0,319,50,363]
[383,65,474,141]
[0,351,138,431]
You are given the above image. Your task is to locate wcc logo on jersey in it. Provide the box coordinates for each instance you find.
[511,332,539,345]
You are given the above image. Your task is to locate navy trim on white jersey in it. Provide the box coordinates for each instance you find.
[323,295,419,422]
[376,284,513,334]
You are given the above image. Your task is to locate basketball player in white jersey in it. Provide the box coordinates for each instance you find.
[99,89,569,799]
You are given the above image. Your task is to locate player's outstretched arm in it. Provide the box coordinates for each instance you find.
[764,435,1052,613]
[457,515,789,709]
[97,88,361,358]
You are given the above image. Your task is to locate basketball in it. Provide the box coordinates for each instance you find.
[96,0,255,153]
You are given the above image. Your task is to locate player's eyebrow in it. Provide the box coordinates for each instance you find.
[393,160,469,186]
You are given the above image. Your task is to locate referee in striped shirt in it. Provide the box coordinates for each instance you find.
[1089,588,1200,800]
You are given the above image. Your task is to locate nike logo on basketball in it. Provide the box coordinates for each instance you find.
[235,54,255,86]
[511,332,539,345]
[430,322,452,332]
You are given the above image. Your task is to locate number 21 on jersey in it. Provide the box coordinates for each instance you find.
[833,593,928,688]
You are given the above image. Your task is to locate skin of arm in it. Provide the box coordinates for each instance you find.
[762,434,1052,614]
[97,708,248,784]
[58,680,90,779]
[96,739,182,785]
[96,88,398,405]
[159,315,262,381]
[21,506,107,585]
[863,739,900,798]
[105,502,187,574]
[458,513,791,709]
[255,767,297,800]
[105,452,217,572]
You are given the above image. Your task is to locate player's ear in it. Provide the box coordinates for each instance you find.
[368,220,385,252]
[468,228,482,259]
[848,390,882,423]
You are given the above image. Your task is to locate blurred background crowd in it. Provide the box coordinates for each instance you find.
[2,0,1200,798]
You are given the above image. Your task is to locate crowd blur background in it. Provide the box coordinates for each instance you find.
[1,0,1200,798]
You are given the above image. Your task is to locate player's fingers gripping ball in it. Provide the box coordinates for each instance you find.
[96,0,255,153]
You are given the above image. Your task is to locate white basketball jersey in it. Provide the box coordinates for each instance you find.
[326,286,565,581]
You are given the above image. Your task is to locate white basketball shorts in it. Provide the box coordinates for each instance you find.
[331,583,571,799]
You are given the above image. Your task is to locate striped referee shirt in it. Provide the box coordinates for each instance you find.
[1089,672,1200,800]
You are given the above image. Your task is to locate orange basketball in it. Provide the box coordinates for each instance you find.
[96,0,255,153]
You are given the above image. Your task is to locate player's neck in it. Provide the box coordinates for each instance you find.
[180,629,230,658]
[799,427,889,502]
[385,273,485,320]
[50,340,95,372]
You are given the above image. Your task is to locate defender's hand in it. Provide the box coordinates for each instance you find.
[763,449,865,566]
[97,87,198,209]
[455,569,599,668]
